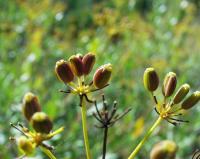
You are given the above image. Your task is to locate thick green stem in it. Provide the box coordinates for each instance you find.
[81,97,92,159]
[128,116,163,159]
[40,146,57,159]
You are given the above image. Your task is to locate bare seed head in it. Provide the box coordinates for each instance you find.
[173,84,190,104]
[82,52,96,75]
[163,72,177,97]
[143,67,159,92]
[31,112,53,134]
[93,63,112,89]
[55,59,74,83]
[22,92,41,121]
[181,91,200,109]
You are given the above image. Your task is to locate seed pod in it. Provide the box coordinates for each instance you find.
[22,92,41,121]
[181,91,200,109]
[173,84,190,104]
[55,59,74,83]
[143,67,159,92]
[163,72,177,97]
[82,53,96,75]
[93,63,112,89]
[69,55,84,77]
[31,112,53,134]
[150,140,177,159]
[18,136,34,155]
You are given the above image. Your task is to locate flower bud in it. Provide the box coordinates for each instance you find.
[69,54,84,77]
[163,72,177,97]
[93,63,112,89]
[150,140,178,159]
[18,136,34,155]
[82,53,96,75]
[31,112,53,134]
[55,59,74,83]
[22,92,41,121]
[181,91,200,109]
[173,84,190,104]
[143,67,159,92]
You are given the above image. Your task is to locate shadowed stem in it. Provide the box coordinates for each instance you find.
[128,116,163,159]
[81,97,92,159]
[40,146,56,159]
[102,126,108,159]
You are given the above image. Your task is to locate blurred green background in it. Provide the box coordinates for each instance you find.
[0,0,200,158]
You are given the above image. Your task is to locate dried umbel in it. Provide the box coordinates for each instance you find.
[150,140,178,159]
[181,91,200,109]
[22,92,41,121]
[55,60,74,83]
[143,67,159,92]
[163,72,177,97]
[31,112,53,134]
[18,136,35,155]
[173,84,190,104]
[93,63,112,89]
[82,53,96,75]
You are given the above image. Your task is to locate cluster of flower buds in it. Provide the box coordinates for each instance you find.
[143,67,200,125]
[55,52,112,103]
[150,140,178,159]
[10,92,64,157]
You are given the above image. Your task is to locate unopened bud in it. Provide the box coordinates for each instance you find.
[31,112,53,134]
[173,84,190,104]
[69,55,84,77]
[22,92,41,121]
[82,53,96,75]
[18,136,34,155]
[181,91,200,109]
[143,67,159,92]
[163,72,177,97]
[93,63,112,89]
[55,60,74,83]
[150,140,178,159]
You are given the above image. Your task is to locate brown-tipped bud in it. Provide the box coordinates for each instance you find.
[93,63,112,89]
[69,55,84,77]
[22,92,41,121]
[82,53,96,75]
[163,72,177,97]
[55,59,74,83]
[181,91,200,109]
[150,140,178,159]
[31,112,53,134]
[18,136,34,155]
[143,67,159,92]
[173,84,190,104]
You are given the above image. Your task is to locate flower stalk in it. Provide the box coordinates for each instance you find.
[128,116,163,159]
[40,146,57,159]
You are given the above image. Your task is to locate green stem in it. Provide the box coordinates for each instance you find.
[81,97,92,159]
[40,146,57,159]
[128,116,163,159]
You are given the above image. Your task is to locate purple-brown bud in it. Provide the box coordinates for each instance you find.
[82,52,96,75]
[143,67,159,92]
[173,84,190,104]
[31,112,53,134]
[69,54,84,77]
[18,136,34,155]
[181,91,200,109]
[150,140,178,159]
[163,72,177,97]
[22,92,41,121]
[93,63,112,89]
[55,59,74,83]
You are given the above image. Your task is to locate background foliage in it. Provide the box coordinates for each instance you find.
[0,0,200,158]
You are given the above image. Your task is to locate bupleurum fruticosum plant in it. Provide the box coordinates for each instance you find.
[55,52,112,159]
[128,67,200,159]
[10,92,64,159]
